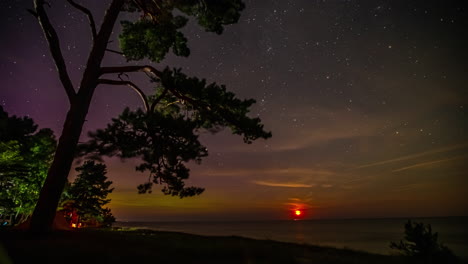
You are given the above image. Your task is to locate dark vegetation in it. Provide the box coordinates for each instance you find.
[1,220,464,264]
[0,106,56,225]
[390,220,459,263]
[61,161,115,227]
[0,107,115,228]
[0,228,415,264]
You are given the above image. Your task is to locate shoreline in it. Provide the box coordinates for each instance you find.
[112,217,468,259]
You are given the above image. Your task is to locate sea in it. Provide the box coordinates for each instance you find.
[114,217,468,259]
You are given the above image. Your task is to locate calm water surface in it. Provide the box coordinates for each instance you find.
[115,217,468,258]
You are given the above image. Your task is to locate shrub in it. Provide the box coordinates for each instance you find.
[390,220,458,263]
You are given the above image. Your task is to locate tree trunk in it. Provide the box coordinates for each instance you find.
[29,0,124,233]
[29,100,91,233]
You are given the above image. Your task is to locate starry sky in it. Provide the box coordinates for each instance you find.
[1,0,467,221]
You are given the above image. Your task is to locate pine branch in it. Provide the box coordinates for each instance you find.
[105,48,125,55]
[150,88,168,112]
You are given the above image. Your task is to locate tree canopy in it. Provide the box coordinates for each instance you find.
[81,68,271,197]
[28,0,271,232]
[0,106,56,224]
[61,161,115,227]
[77,0,271,198]
[120,0,245,62]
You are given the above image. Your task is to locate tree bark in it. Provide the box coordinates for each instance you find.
[29,0,124,233]
[29,101,89,233]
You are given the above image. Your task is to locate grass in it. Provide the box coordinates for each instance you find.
[0,227,444,264]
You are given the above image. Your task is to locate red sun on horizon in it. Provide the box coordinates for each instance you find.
[290,208,305,219]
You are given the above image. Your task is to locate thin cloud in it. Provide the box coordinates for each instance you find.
[390,183,429,192]
[252,180,315,188]
[392,156,466,172]
[203,167,336,177]
[268,108,380,151]
[355,143,468,169]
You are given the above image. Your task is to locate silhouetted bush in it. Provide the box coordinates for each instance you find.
[390,220,458,263]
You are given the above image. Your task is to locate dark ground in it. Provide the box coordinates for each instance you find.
[0,228,460,264]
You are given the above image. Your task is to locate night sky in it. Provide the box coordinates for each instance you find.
[1,0,467,221]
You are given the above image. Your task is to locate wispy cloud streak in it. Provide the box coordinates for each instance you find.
[392,156,466,172]
[355,143,468,169]
[252,180,315,188]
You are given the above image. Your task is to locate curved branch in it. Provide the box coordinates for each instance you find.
[66,0,97,40]
[100,65,163,77]
[100,65,210,110]
[34,0,76,103]
[101,65,169,112]
[98,79,149,112]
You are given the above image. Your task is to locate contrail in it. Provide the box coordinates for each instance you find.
[392,155,466,172]
[355,142,468,169]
